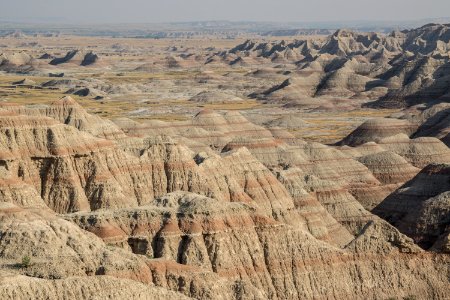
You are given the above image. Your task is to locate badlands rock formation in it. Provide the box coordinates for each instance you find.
[0,49,100,73]
[189,91,243,103]
[337,113,450,210]
[374,163,450,252]
[216,23,450,109]
[411,102,450,146]
[338,118,418,146]
[0,97,448,299]
[0,52,36,72]
[50,50,101,66]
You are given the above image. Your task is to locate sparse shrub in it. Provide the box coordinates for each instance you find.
[21,255,31,268]
[403,296,416,300]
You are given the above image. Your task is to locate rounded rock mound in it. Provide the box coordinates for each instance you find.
[189,91,243,103]
[357,151,420,184]
[339,118,418,146]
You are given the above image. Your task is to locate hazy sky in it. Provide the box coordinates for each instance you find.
[1,0,449,24]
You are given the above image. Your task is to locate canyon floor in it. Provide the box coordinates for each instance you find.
[0,24,449,299]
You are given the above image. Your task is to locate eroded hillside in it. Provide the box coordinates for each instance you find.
[0,23,449,299]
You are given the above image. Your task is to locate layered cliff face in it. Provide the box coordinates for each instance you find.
[0,202,223,300]
[0,100,226,213]
[0,203,151,280]
[357,151,421,185]
[114,108,390,232]
[339,118,450,169]
[0,98,449,299]
[338,116,450,211]
[0,110,151,212]
[344,112,449,216]
[67,192,448,300]
[1,97,126,140]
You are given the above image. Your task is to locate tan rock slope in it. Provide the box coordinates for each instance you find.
[337,115,450,209]
[0,98,448,299]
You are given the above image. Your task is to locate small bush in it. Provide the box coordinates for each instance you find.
[21,255,31,268]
